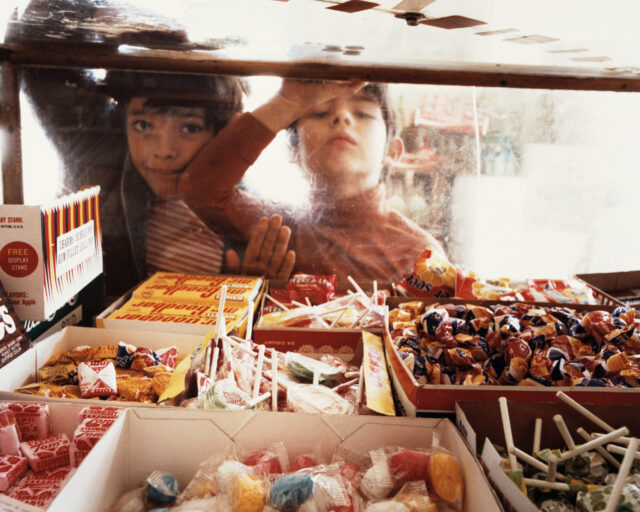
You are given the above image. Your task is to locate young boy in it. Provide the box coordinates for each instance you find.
[179,79,445,282]
[107,71,295,283]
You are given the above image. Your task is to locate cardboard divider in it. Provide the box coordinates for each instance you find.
[61,408,502,512]
[0,326,204,406]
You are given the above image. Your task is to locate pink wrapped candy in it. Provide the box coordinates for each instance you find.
[8,466,73,507]
[0,454,27,491]
[78,361,117,398]
[78,406,122,422]
[0,402,49,441]
[20,433,70,472]
[70,417,115,467]
[0,409,21,456]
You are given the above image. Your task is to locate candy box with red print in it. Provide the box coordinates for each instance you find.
[0,187,102,321]
[384,297,640,416]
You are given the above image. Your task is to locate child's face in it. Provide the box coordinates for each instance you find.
[126,97,214,196]
[294,92,388,187]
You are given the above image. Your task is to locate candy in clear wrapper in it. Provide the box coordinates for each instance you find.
[365,501,410,512]
[233,474,266,512]
[287,384,355,415]
[216,460,251,494]
[146,470,179,505]
[270,472,314,509]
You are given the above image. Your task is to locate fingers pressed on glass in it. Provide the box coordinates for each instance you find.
[258,215,283,267]
[243,217,269,266]
[224,249,241,275]
[276,250,296,281]
[267,226,292,278]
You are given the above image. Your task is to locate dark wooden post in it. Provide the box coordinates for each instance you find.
[1,60,23,204]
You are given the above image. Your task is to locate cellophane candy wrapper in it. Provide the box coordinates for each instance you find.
[239,441,290,477]
[397,247,456,298]
[360,446,464,511]
[285,273,338,306]
[287,383,355,415]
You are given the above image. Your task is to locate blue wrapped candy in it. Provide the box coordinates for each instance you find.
[271,472,313,509]
[145,471,179,505]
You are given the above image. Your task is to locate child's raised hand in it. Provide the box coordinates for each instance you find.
[278,79,366,113]
[253,79,366,132]
[224,215,296,280]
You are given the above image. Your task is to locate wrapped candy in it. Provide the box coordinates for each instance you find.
[233,474,266,512]
[270,472,314,509]
[146,471,180,505]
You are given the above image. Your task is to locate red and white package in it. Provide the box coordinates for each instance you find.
[77,361,117,398]
[78,405,122,422]
[285,273,337,305]
[8,466,74,507]
[0,409,21,456]
[0,402,50,441]
[0,454,27,491]
[70,417,115,466]
[19,433,70,472]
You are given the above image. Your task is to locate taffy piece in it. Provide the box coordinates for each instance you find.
[0,454,27,491]
[19,433,70,472]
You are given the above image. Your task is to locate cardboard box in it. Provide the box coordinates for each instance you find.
[0,400,125,511]
[384,298,639,416]
[253,279,388,361]
[577,271,640,309]
[96,274,264,337]
[50,407,502,512]
[0,326,204,407]
[455,400,640,512]
[21,274,105,343]
[0,187,103,321]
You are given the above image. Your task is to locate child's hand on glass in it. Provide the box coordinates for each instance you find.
[224,215,296,280]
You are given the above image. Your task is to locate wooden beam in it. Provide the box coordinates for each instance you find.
[1,61,23,204]
[3,42,640,93]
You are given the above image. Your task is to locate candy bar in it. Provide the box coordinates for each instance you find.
[8,466,74,507]
[0,454,27,491]
[0,409,21,456]
[79,406,122,422]
[20,433,70,472]
[0,402,49,441]
[77,361,117,398]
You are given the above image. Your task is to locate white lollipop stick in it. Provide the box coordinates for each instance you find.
[509,447,566,481]
[553,414,576,450]
[592,432,634,446]
[577,428,621,469]
[330,294,358,328]
[556,391,615,433]
[305,297,312,307]
[546,454,558,482]
[245,299,254,342]
[349,305,372,328]
[560,426,629,461]
[357,364,364,408]
[332,377,359,393]
[215,285,228,340]
[252,345,265,399]
[203,343,212,377]
[606,443,640,459]
[533,418,542,454]
[313,368,320,386]
[290,300,307,308]
[248,392,271,408]
[373,280,378,306]
[208,346,220,380]
[524,479,571,491]
[347,275,369,301]
[223,335,255,356]
[499,397,518,470]
[604,437,639,512]
[271,353,278,412]
[265,293,290,311]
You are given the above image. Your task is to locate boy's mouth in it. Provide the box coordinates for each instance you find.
[327,134,356,146]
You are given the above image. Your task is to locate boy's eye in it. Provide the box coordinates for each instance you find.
[309,110,330,118]
[181,122,205,134]
[356,111,376,119]
[131,119,151,132]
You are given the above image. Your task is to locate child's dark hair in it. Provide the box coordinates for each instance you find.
[101,71,247,134]
[286,82,399,151]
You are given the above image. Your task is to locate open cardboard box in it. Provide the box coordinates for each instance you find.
[455,399,640,512]
[577,270,640,309]
[0,400,126,511]
[96,274,266,337]
[50,407,503,512]
[253,279,389,361]
[0,326,204,407]
[384,297,639,416]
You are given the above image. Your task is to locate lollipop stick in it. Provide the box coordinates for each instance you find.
[510,447,566,481]
[546,454,558,482]
[245,299,254,342]
[555,391,614,433]
[576,428,621,469]
[533,417,542,454]
[606,443,640,459]
[560,426,629,461]
[499,397,518,470]
[208,346,220,380]
[215,285,228,341]
[252,345,265,399]
[524,479,570,491]
[553,414,576,450]
[604,437,639,512]
[265,293,290,311]
[247,392,271,408]
[271,353,278,412]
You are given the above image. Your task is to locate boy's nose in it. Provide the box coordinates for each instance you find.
[331,109,353,126]
[153,132,177,159]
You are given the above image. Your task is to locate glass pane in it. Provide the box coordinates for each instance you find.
[18,67,640,299]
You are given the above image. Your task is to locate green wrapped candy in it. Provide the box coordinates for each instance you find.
[285,353,340,386]
[576,474,640,512]
[204,380,251,410]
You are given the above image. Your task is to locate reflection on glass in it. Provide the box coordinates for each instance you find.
[18,68,640,297]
